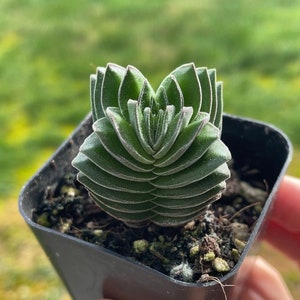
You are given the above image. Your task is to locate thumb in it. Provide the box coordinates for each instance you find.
[232,256,293,300]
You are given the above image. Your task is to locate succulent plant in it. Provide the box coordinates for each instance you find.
[72,63,231,227]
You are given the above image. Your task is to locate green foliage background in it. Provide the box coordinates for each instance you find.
[1,0,300,298]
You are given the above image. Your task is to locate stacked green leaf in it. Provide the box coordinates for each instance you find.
[72,63,231,227]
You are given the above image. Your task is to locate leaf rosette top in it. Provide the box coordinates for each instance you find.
[72,63,231,227]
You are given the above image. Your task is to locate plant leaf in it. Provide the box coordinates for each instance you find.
[208,68,217,125]
[93,118,154,171]
[170,63,201,119]
[153,163,230,198]
[79,132,157,182]
[106,107,155,164]
[118,65,147,121]
[91,67,105,121]
[90,74,97,122]
[152,140,231,188]
[91,194,156,213]
[127,99,155,155]
[152,105,176,151]
[153,122,219,175]
[91,194,156,222]
[138,79,156,111]
[77,173,155,204]
[214,81,223,130]
[156,75,183,113]
[150,211,203,227]
[101,63,125,117]
[153,112,209,168]
[72,153,155,193]
[196,67,212,115]
[153,107,193,159]
[152,183,225,208]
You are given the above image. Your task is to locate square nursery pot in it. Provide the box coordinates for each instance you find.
[19,114,292,300]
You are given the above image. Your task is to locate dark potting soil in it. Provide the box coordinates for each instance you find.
[33,161,268,284]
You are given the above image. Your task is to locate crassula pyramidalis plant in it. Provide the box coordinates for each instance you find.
[72,63,231,227]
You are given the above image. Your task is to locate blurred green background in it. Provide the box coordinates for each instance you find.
[1,0,300,299]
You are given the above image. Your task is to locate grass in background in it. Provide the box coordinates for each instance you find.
[1,0,300,298]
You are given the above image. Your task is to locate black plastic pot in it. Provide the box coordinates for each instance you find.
[19,114,292,300]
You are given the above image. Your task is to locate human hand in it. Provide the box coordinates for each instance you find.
[233,175,300,300]
[264,175,300,264]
